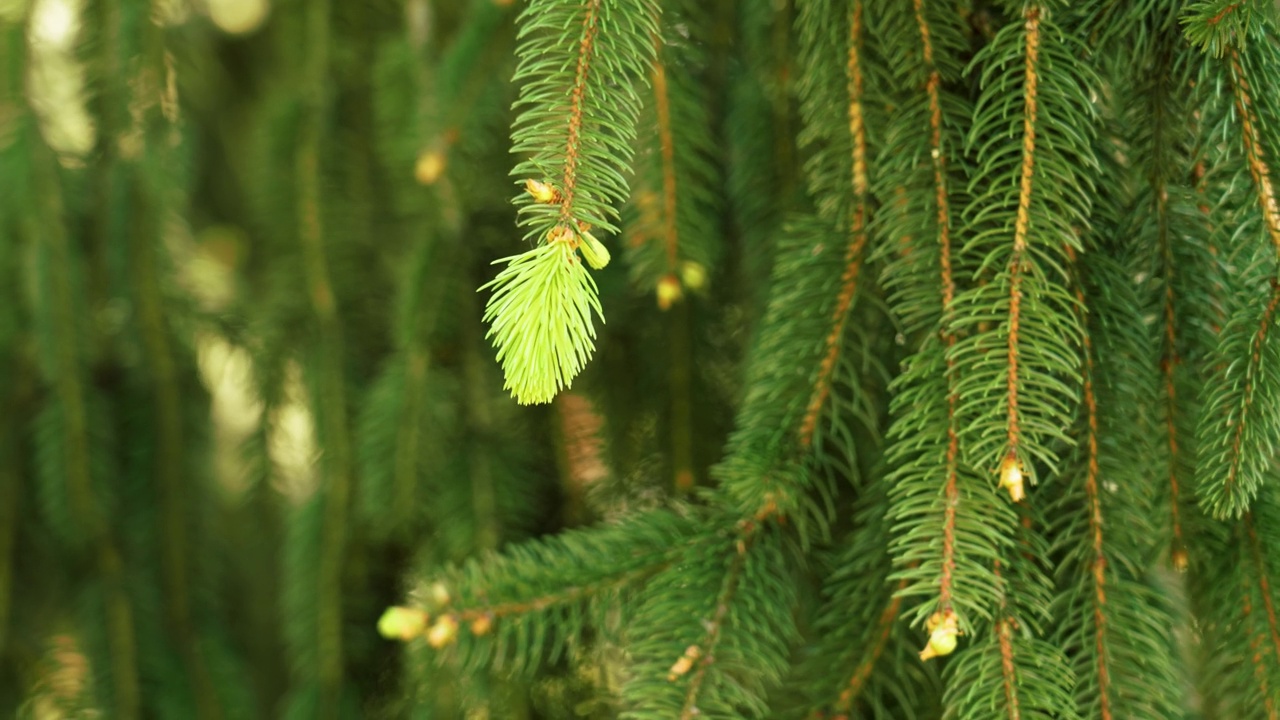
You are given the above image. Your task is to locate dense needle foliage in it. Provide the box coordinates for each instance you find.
[5,0,1280,718]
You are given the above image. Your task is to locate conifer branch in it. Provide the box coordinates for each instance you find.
[650,38,692,490]
[1226,282,1280,495]
[714,216,878,535]
[1244,585,1280,720]
[1247,512,1280,661]
[825,583,906,716]
[653,54,679,277]
[997,617,1021,720]
[1076,287,1114,719]
[951,0,1093,481]
[386,510,697,674]
[946,550,1078,720]
[488,0,659,404]
[623,518,796,719]
[1004,5,1041,464]
[292,2,353,713]
[1160,214,1189,567]
[1054,246,1184,718]
[559,1,602,225]
[678,523,759,719]
[798,0,868,450]
[1199,279,1280,516]
[910,0,964,620]
[123,18,223,712]
[880,0,1010,649]
[1227,49,1280,255]
[444,563,670,627]
[32,151,142,720]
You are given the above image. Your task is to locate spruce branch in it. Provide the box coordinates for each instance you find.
[382,510,695,674]
[281,3,356,716]
[945,556,1079,720]
[1246,511,1280,663]
[1051,252,1183,719]
[876,0,1005,654]
[621,0,720,490]
[793,490,937,718]
[29,145,142,719]
[485,0,659,404]
[1191,500,1280,716]
[1226,47,1280,255]
[1197,278,1280,517]
[796,0,871,452]
[624,0,719,300]
[1182,0,1265,58]
[1158,189,1192,567]
[711,0,886,536]
[1074,277,1115,719]
[621,516,798,720]
[951,2,1095,484]
[1121,24,1221,570]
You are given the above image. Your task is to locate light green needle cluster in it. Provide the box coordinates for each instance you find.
[481,240,603,404]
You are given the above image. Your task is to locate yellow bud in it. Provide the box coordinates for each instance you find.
[667,645,701,681]
[525,178,558,204]
[377,606,428,641]
[428,581,451,609]
[919,625,958,660]
[578,231,611,270]
[470,614,493,636]
[415,150,446,186]
[998,454,1025,503]
[1172,547,1189,573]
[679,261,707,291]
[426,615,459,649]
[919,611,958,660]
[657,275,683,311]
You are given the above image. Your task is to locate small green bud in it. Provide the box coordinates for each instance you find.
[578,231,610,270]
[378,606,428,641]
[427,615,460,648]
[679,261,707,290]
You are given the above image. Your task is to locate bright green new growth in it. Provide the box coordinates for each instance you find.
[481,241,603,405]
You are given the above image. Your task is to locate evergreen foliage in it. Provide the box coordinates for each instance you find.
[6,0,1280,718]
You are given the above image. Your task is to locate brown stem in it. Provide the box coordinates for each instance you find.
[679,526,759,719]
[1075,277,1113,719]
[827,580,907,715]
[1224,281,1280,501]
[558,0,602,224]
[1229,50,1280,255]
[1006,6,1043,459]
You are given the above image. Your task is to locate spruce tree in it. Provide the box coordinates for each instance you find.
[4,0,1280,718]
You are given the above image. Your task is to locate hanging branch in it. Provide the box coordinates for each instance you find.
[280,1,356,715]
[1051,250,1183,718]
[1190,497,1280,716]
[1190,8,1280,517]
[945,548,1078,720]
[875,0,1010,663]
[950,0,1095,488]
[30,148,142,720]
[482,0,659,404]
[623,0,720,490]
